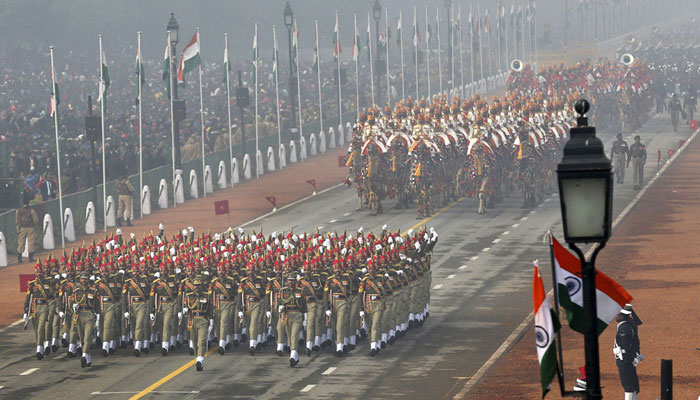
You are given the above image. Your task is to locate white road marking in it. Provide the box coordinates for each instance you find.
[0,385,4,390]
[329,219,338,223]
[470,256,479,261]
[511,223,520,228]
[458,265,468,270]
[322,367,337,375]
[481,247,490,252]
[343,212,351,216]
[529,210,536,215]
[454,122,700,399]
[19,368,39,376]
[544,198,552,202]
[54,354,66,360]
[432,284,443,290]
[447,274,456,279]
[317,226,325,230]
[502,231,510,236]
[0,319,25,334]
[492,238,501,244]
[92,391,200,395]
[520,216,528,221]
[300,384,316,393]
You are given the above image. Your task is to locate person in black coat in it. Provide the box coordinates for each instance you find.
[614,309,640,400]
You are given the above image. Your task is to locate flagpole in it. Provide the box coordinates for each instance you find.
[505,0,510,68]
[478,5,484,81]
[335,11,343,130]
[353,14,360,120]
[413,6,419,102]
[436,7,443,94]
[521,0,526,65]
[294,22,303,142]
[314,21,324,133]
[99,35,107,232]
[167,32,176,208]
[533,0,538,73]
[449,3,454,99]
[425,5,431,99]
[367,14,375,107]
[137,32,143,219]
[513,2,518,59]
[398,10,405,101]
[195,29,206,197]
[49,46,65,249]
[254,23,259,179]
[225,33,234,183]
[497,4,502,72]
[470,3,475,85]
[272,27,282,157]
[487,9,493,78]
[458,4,464,99]
[385,8,391,107]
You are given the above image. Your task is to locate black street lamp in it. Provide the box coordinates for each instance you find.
[556,99,613,400]
[167,12,182,169]
[445,0,452,85]
[283,1,299,140]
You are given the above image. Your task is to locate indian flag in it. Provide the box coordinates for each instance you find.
[378,32,387,56]
[292,22,299,70]
[223,43,230,84]
[312,27,319,73]
[135,40,145,105]
[97,50,110,109]
[552,236,633,335]
[412,7,420,48]
[533,262,558,398]
[396,11,402,46]
[252,25,258,81]
[352,16,360,62]
[177,31,200,84]
[333,14,341,61]
[49,72,60,123]
[273,29,279,84]
[162,39,171,98]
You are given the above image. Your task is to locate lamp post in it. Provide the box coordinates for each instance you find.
[445,0,452,87]
[283,1,299,140]
[556,99,613,400]
[167,12,181,169]
[373,0,382,86]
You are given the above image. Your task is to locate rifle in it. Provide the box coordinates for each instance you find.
[151,294,158,328]
[326,290,333,327]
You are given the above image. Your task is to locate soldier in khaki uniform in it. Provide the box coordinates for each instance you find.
[210,263,236,354]
[610,133,629,184]
[279,274,307,366]
[151,263,179,355]
[299,260,324,354]
[324,260,351,356]
[122,264,150,356]
[359,259,385,356]
[95,264,120,356]
[24,263,59,359]
[58,266,80,357]
[116,176,135,227]
[184,277,213,371]
[628,135,647,190]
[70,271,99,368]
[16,200,38,263]
[268,267,287,355]
[238,265,265,355]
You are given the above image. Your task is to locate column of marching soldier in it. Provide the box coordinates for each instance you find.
[23,223,437,370]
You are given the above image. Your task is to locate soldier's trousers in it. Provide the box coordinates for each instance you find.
[232,300,241,338]
[275,310,287,344]
[381,296,394,335]
[671,111,679,130]
[305,301,320,341]
[213,300,233,341]
[613,154,626,183]
[348,294,361,335]
[50,300,60,343]
[76,311,96,353]
[63,311,79,344]
[33,304,50,347]
[117,194,132,220]
[365,301,384,343]
[245,300,263,343]
[284,311,303,351]
[158,302,177,343]
[315,300,327,339]
[129,302,148,342]
[190,316,208,357]
[632,157,644,188]
[101,302,119,343]
[330,299,348,343]
[17,227,36,254]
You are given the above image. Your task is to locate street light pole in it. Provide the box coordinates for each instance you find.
[284,2,298,141]
[167,13,181,170]
[445,0,452,88]
[374,0,382,100]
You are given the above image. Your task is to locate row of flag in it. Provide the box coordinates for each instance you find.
[533,235,633,397]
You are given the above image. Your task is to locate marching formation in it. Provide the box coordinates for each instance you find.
[23,223,436,370]
[345,59,654,218]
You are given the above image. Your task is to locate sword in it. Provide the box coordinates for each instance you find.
[23,316,31,330]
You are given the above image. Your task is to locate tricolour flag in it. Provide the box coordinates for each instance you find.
[426,21,432,44]
[49,72,60,123]
[412,8,420,48]
[292,22,299,70]
[552,236,633,335]
[252,26,258,81]
[533,262,558,399]
[273,29,279,84]
[223,44,231,84]
[366,16,372,63]
[352,17,360,62]
[396,12,402,46]
[333,14,342,60]
[135,41,145,105]
[177,31,200,84]
[312,28,320,72]
[97,50,110,109]
[484,8,491,34]
[162,39,171,98]
[378,32,387,55]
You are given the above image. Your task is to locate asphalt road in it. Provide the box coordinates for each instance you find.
[0,112,690,399]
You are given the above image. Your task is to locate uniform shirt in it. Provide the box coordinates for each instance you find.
[359,274,385,307]
[239,275,266,302]
[615,320,636,364]
[266,276,284,310]
[280,286,307,313]
[72,284,100,313]
[58,278,78,313]
[16,206,38,228]
[150,274,180,310]
[610,140,629,158]
[629,142,647,160]
[95,275,121,310]
[24,277,59,314]
[185,291,212,319]
[121,274,151,311]
[299,273,324,303]
[209,275,237,309]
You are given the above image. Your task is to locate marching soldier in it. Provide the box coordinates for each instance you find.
[16,198,38,263]
[95,264,120,356]
[268,265,287,356]
[150,263,179,355]
[24,263,59,359]
[58,266,79,357]
[279,274,307,366]
[238,265,266,355]
[359,259,385,356]
[179,263,199,355]
[116,175,135,227]
[210,262,236,354]
[627,135,647,190]
[122,264,150,356]
[299,260,325,354]
[324,259,351,356]
[669,93,682,132]
[610,133,629,184]
[69,272,99,367]
[184,277,213,371]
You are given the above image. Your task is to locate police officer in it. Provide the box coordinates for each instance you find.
[116,175,135,227]
[610,133,629,184]
[71,271,99,368]
[613,309,640,400]
[184,277,213,371]
[627,136,647,190]
[16,198,38,263]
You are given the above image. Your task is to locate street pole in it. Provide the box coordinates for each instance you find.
[286,19,298,140]
[446,1,452,91]
[170,32,181,170]
[238,70,246,159]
